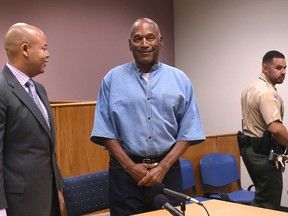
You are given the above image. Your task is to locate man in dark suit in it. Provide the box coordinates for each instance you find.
[0,23,65,215]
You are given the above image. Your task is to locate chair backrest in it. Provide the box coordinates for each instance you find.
[200,153,240,187]
[63,169,109,216]
[179,158,197,194]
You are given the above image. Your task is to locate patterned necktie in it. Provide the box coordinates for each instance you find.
[26,79,50,128]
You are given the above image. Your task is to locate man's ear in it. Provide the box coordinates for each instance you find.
[128,39,133,51]
[262,63,268,74]
[21,43,29,57]
[159,36,163,47]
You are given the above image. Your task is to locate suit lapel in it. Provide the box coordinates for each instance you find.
[2,66,53,141]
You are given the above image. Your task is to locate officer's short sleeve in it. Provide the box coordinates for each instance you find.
[259,92,282,125]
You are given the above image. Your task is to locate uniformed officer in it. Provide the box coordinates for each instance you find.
[240,50,288,210]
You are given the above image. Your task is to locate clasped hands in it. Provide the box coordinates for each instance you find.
[128,162,166,187]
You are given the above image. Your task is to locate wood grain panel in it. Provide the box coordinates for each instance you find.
[52,101,109,177]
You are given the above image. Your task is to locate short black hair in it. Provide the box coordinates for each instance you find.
[262,50,285,64]
[130,17,162,40]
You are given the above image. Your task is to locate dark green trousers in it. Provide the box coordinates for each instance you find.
[241,145,282,210]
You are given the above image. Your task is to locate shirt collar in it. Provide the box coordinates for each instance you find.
[259,73,277,90]
[132,61,161,77]
[6,63,30,86]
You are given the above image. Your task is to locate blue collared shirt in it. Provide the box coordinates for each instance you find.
[91,62,205,157]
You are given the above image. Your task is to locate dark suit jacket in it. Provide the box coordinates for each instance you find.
[0,65,64,216]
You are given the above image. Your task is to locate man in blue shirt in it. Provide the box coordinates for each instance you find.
[91,17,205,216]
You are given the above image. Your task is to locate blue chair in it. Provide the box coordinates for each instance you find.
[179,158,208,203]
[199,153,254,204]
[63,170,109,216]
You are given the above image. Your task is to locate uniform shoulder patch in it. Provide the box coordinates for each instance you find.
[267,93,278,101]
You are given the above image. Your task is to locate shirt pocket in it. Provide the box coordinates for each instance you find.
[162,94,183,123]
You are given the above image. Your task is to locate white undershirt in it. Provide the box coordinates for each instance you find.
[142,72,149,82]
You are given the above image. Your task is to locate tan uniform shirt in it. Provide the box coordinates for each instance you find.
[241,73,284,137]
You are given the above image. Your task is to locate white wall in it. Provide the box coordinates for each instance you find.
[174,0,288,207]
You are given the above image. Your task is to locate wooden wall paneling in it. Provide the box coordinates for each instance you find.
[52,102,109,177]
[216,134,239,158]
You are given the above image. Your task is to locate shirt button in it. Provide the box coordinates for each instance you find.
[148,117,151,120]
[148,136,152,139]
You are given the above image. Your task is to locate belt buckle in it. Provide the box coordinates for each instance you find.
[143,158,151,164]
